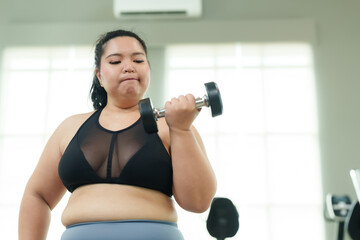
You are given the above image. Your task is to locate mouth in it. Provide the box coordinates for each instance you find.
[121,78,139,83]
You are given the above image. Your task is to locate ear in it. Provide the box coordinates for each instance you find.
[95,68,103,86]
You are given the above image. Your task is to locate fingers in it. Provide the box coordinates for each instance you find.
[164,94,199,131]
[166,94,196,109]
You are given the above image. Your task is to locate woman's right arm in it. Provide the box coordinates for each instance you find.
[18,118,70,240]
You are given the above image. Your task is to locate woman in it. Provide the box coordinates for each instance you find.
[18,29,217,240]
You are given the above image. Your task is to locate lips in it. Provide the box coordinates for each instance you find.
[120,77,139,83]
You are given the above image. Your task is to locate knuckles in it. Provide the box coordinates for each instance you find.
[166,94,196,113]
[164,94,199,129]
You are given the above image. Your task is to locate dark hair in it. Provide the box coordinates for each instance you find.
[89,29,148,110]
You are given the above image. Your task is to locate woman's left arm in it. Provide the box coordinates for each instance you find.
[170,126,217,213]
[164,94,217,213]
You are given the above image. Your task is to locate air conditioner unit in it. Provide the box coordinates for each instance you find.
[113,0,202,19]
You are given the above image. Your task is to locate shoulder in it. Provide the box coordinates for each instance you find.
[56,111,97,153]
[59,111,96,129]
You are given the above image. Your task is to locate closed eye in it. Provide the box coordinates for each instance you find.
[110,61,121,64]
[134,60,145,63]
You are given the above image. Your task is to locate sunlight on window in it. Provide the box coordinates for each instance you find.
[0,71,49,135]
[166,43,324,240]
[6,48,50,70]
[0,46,93,239]
[0,43,323,240]
[264,68,316,132]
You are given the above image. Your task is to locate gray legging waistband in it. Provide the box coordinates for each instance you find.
[61,220,184,240]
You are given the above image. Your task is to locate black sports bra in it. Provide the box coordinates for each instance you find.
[58,110,173,197]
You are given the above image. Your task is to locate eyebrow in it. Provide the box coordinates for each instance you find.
[105,52,145,59]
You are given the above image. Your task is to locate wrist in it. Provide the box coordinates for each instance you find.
[169,126,192,134]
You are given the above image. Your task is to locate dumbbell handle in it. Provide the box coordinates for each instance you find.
[153,95,209,120]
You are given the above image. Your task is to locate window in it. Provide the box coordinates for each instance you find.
[0,43,324,239]
[0,46,93,239]
[166,43,324,239]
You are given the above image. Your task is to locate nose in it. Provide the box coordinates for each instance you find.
[122,62,135,73]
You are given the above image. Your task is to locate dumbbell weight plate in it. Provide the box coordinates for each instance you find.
[138,98,158,133]
[205,82,223,117]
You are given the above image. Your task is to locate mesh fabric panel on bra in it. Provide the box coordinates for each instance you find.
[77,117,147,179]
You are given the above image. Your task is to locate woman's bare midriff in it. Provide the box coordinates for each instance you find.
[61,184,178,226]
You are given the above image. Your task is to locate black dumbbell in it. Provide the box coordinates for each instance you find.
[138,82,223,133]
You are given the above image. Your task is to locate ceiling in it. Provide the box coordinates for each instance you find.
[8,0,115,23]
[5,0,240,24]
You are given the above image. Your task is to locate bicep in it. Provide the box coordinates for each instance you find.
[191,125,208,158]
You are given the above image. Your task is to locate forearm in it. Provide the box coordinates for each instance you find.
[170,127,217,212]
[19,193,51,240]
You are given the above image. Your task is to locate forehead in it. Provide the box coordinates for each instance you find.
[102,36,145,56]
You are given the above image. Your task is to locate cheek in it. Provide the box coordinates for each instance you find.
[143,71,151,86]
[99,66,113,79]
[142,66,151,79]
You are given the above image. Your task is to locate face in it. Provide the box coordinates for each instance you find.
[96,36,150,107]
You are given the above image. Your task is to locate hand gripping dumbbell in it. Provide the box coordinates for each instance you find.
[138,82,223,133]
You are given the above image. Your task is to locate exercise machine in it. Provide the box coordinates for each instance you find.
[347,169,360,240]
[325,169,360,240]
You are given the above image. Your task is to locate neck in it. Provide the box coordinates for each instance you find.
[103,103,139,113]
[105,97,141,112]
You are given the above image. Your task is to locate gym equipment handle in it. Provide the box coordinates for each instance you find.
[153,95,209,120]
